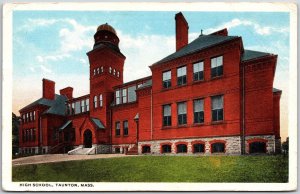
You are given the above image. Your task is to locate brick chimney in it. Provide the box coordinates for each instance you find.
[175,12,189,51]
[60,87,73,100]
[42,78,55,100]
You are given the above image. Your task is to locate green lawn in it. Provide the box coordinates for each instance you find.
[12,155,288,182]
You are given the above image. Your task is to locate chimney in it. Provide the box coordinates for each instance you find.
[60,87,73,100]
[175,12,189,51]
[42,78,55,100]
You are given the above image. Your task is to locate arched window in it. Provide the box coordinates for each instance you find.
[109,67,112,74]
[142,145,151,153]
[99,94,103,107]
[212,142,225,153]
[94,96,97,108]
[117,71,120,77]
[162,144,171,153]
[176,144,187,153]
[249,142,266,153]
[101,66,104,73]
[93,69,96,75]
[113,69,116,75]
[193,144,205,153]
[97,68,100,74]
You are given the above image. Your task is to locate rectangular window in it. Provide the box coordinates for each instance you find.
[81,100,85,112]
[194,99,204,123]
[122,88,127,103]
[193,61,204,81]
[163,104,171,126]
[211,95,224,121]
[29,112,32,122]
[33,111,36,120]
[177,66,187,86]
[72,103,75,114]
[115,122,120,136]
[177,102,187,125]
[75,101,80,114]
[162,71,171,88]
[94,96,98,108]
[85,99,89,111]
[123,120,128,136]
[99,94,103,107]
[211,56,223,78]
[128,85,137,102]
[116,90,121,105]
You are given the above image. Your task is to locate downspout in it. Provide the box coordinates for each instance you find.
[242,63,245,155]
[39,113,43,154]
[150,89,153,140]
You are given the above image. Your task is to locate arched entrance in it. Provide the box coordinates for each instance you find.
[83,129,92,148]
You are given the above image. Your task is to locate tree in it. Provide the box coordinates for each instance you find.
[12,112,20,156]
[282,137,289,155]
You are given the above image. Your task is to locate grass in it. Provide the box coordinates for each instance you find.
[12,155,288,182]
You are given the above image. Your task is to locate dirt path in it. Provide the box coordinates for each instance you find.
[12,154,137,166]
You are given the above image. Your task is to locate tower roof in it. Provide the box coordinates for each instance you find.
[96,23,117,35]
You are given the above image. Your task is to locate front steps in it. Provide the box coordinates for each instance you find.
[68,146,96,155]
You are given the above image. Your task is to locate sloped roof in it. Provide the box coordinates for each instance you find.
[152,35,239,66]
[20,94,67,116]
[59,120,72,131]
[273,88,282,93]
[91,118,105,129]
[241,50,271,62]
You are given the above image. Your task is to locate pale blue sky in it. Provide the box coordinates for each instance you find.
[12,11,290,139]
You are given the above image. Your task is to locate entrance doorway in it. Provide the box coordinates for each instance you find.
[83,130,92,148]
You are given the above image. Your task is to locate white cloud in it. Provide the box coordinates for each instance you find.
[118,31,175,82]
[40,64,52,74]
[205,18,288,36]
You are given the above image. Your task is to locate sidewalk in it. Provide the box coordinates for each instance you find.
[12,154,137,166]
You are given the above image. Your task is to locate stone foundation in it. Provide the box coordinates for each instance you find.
[96,144,111,154]
[138,135,276,155]
[112,144,135,154]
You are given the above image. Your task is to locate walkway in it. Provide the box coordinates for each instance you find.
[12,154,137,166]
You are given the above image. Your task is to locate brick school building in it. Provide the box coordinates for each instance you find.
[19,12,281,155]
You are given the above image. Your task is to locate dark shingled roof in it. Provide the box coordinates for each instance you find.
[20,94,67,116]
[242,50,271,62]
[152,35,239,65]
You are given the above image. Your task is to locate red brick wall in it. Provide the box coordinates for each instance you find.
[244,56,277,136]
[273,91,281,138]
[150,40,243,140]
[111,103,138,145]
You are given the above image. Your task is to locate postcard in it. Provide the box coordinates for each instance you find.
[2,2,297,191]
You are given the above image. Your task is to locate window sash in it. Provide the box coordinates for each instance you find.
[194,111,204,123]
[81,100,85,112]
[99,94,103,107]
[178,114,187,125]
[128,85,137,102]
[211,56,223,68]
[116,90,121,105]
[162,145,171,153]
[85,99,89,111]
[163,116,171,126]
[178,102,187,114]
[212,109,223,121]
[193,144,205,153]
[193,62,204,73]
[193,71,204,81]
[211,66,223,77]
[94,96,98,108]
[163,80,171,88]
[123,121,128,135]
[177,66,186,77]
[177,75,186,85]
[212,96,223,110]
[163,71,171,81]
[115,122,120,136]
[75,101,80,114]
[163,105,171,116]
[122,89,127,103]
[194,99,204,112]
